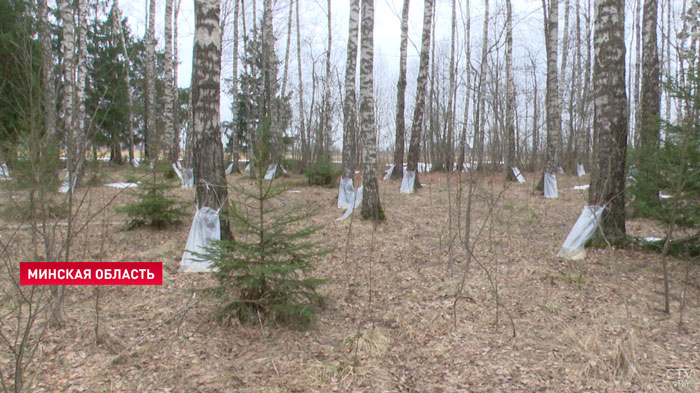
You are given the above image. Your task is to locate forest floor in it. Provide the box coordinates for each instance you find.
[1,165,699,393]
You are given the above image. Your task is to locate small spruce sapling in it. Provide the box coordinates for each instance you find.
[115,163,189,229]
[203,122,327,328]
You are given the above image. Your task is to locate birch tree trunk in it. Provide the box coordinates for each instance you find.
[391,0,410,179]
[405,0,435,188]
[317,0,332,163]
[229,0,240,171]
[559,0,570,164]
[588,0,628,243]
[639,0,660,148]
[145,0,157,159]
[359,0,384,221]
[475,0,489,168]
[541,0,561,190]
[342,0,360,181]
[295,0,309,166]
[505,0,516,180]
[281,0,293,98]
[75,0,87,176]
[164,0,176,162]
[112,0,135,164]
[456,0,471,172]
[444,0,457,172]
[39,0,56,144]
[192,0,230,238]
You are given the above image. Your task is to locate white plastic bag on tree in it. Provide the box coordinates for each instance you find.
[59,172,77,193]
[544,173,558,198]
[0,163,10,180]
[264,164,281,180]
[336,186,363,221]
[557,205,605,260]
[577,163,586,177]
[383,164,395,180]
[511,167,525,183]
[180,207,221,272]
[400,170,416,193]
[338,177,355,208]
[225,162,234,175]
[172,163,194,188]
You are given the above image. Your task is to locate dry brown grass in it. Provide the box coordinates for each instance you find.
[0,167,698,392]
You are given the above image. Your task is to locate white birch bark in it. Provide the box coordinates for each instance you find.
[359,0,384,220]
[342,0,360,181]
[164,0,176,161]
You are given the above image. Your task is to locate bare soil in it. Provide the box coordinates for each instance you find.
[1,166,698,392]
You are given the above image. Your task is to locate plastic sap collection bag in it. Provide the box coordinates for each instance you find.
[225,162,234,175]
[338,177,355,208]
[336,186,363,221]
[59,172,77,193]
[577,164,586,177]
[172,163,194,188]
[400,170,416,193]
[544,173,558,198]
[383,164,395,180]
[263,164,287,180]
[557,205,605,260]
[180,207,221,272]
[0,163,10,180]
[511,167,526,183]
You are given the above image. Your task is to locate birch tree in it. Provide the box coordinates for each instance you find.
[112,0,136,164]
[145,0,157,158]
[589,0,628,243]
[505,0,516,180]
[164,0,176,162]
[391,0,410,179]
[359,0,384,221]
[405,0,435,189]
[456,0,471,172]
[474,0,489,167]
[38,0,56,144]
[444,0,457,171]
[192,0,230,237]
[342,0,360,182]
[295,0,309,165]
[540,0,561,192]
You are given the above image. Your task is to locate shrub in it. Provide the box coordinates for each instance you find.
[304,161,340,186]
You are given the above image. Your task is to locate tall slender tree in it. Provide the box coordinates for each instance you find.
[474,0,489,168]
[540,0,561,192]
[112,0,135,164]
[342,0,360,182]
[391,0,410,179]
[505,0,516,180]
[456,0,471,171]
[295,0,309,165]
[639,0,660,149]
[359,0,384,221]
[145,0,157,158]
[164,0,176,162]
[405,0,435,189]
[38,0,56,143]
[588,0,628,243]
[192,0,230,238]
[443,0,457,172]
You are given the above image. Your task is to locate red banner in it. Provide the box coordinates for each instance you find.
[20,262,163,286]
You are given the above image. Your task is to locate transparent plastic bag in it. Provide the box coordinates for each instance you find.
[180,207,220,272]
